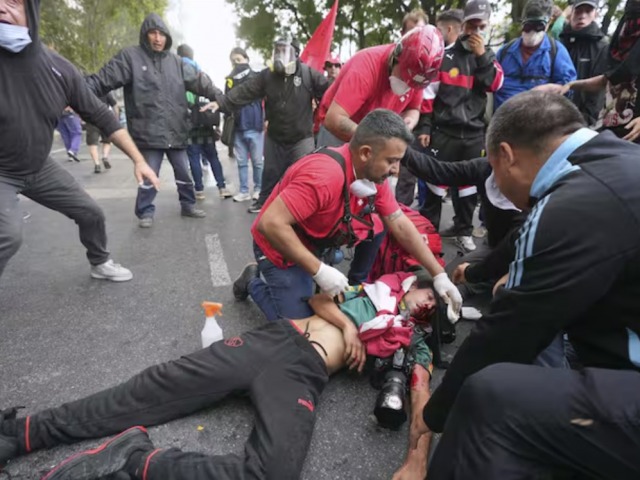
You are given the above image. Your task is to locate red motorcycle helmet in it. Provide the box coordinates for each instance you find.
[393,24,444,88]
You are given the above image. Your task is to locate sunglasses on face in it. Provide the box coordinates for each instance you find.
[325,63,341,68]
[522,22,546,33]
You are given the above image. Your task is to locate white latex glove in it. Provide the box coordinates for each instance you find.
[313,262,349,297]
[433,272,462,323]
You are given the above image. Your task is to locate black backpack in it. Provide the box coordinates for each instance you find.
[189,96,221,129]
[497,35,558,83]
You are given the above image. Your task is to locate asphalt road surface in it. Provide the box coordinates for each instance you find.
[0,138,483,479]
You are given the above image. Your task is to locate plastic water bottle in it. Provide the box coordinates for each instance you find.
[201,301,223,348]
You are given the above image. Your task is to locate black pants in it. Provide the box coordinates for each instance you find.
[17,321,328,480]
[429,363,640,480]
[419,132,484,236]
[257,135,315,205]
[0,157,109,278]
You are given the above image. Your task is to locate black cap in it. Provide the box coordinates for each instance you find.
[463,0,491,22]
[522,0,553,24]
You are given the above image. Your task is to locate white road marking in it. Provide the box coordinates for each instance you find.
[205,233,232,287]
[51,148,66,154]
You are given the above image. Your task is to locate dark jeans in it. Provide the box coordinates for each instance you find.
[258,135,315,205]
[348,232,385,285]
[15,321,328,480]
[429,363,640,480]
[419,132,484,236]
[56,113,82,154]
[135,148,196,219]
[0,157,109,279]
[249,242,315,321]
[187,142,226,191]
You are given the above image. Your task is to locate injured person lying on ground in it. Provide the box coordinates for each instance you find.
[0,270,446,480]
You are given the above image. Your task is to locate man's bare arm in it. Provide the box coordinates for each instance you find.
[383,209,445,277]
[256,196,321,275]
[393,365,432,480]
[108,129,160,189]
[324,101,357,141]
[401,109,420,131]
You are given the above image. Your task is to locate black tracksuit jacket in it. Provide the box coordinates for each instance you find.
[424,131,640,432]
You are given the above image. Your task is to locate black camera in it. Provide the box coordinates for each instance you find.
[371,348,414,429]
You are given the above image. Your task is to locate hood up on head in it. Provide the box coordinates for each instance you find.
[24,0,40,41]
[560,20,605,41]
[139,13,172,52]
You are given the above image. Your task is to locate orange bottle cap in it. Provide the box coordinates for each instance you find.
[201,301,223,317]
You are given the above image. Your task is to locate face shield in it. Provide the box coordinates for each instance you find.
[273,41,297,76]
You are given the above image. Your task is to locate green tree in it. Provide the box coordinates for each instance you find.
[40,0,168,73]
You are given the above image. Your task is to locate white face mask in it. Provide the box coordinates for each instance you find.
[350,179,378,198]
[0,24,32,53]
[389,76,411,96]
[521,30,545,47]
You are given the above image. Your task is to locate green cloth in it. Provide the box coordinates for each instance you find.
[549,17,565,40]
[338,289,433,371]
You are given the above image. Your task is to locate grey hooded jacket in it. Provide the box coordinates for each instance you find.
[86,13,221,149]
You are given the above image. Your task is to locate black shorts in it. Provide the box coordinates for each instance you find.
[85,123,110,146]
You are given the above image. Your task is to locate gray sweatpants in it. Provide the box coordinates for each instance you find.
[0,157,109,279]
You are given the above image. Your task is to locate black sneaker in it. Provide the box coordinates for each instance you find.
[247,200,262,214]
[67,151,80,163]
[233,263,258,301]
[42,426,153,480]
[0,406,22,469]
[439,225,458,238]
[102,158,111,170]
[94,165,102,174]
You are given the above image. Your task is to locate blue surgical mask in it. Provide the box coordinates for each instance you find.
[0,23,32,53]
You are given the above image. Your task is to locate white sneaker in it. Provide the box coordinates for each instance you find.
[90,259,133,282]
[233,192,251,202]
[252,190,260,201]
[472,225,488,238]
[457,235,477,252]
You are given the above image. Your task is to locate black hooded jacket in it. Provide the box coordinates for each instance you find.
[0,0,122,177]
[560,22,608,126]
[86,13,221,150]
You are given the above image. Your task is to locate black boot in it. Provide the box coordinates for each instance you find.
[0,406,22,469]
[233,263,258,301]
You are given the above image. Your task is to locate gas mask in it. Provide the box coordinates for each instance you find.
[0,24,32,53]
[389,75,411,96]
[272,41,297,76]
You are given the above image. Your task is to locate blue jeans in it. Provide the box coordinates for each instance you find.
[187,142,226,191]
[248,242,314,321]
[234,130,264,194]
[534,334,570,368]
[135,148,196,219]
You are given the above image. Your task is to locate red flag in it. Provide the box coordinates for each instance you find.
[300,0,339,72]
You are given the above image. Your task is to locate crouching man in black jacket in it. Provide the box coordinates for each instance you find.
[401,148,526,298]
[411,91,640,480]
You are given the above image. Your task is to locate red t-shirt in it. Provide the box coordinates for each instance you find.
[251,144,400,269]
[317,44,423,125]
